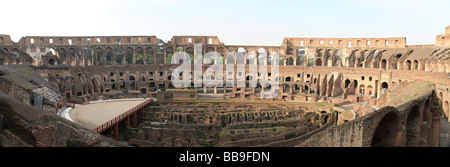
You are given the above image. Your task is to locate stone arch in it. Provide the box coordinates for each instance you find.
[217,47,226,57]
[445,101,449,119]
[405,60,411,70]
[267,55,274,65]
[136,47,144,64]
[258,48,266,54]
[105,47,113,65]
[237,47,245,53]
[246,54,255,65]
[344,79,351,88]
[371,110,403,147]
[257,55,265,65]
[296,55,304,66]
[406,105,421,147]
[125,47,133,64]
[381,59,387,69]
[315,58,322,66]
[381,82,388,90]
[95,47,103,65]
[206,47,215,54]
[286,57,294,65]
[227,53,235,64]
[413,60,418,70]
[359,84,366,95]
[277,57,284,66]
[186,47,194,55]
[285,76,292,82]
[48,58,55,65]
[129,75,136,81]
[367,85,373,96]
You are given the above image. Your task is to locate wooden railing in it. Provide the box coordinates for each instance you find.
[92,99,152,133]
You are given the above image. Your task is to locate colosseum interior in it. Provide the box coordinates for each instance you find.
[0,26,450,147]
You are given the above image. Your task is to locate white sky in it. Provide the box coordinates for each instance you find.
[1,0,449,46]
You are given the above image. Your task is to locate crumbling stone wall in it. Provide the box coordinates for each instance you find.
[0,92,124,147]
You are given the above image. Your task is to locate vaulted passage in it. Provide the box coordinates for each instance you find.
[406,105,421,147]
[371,111,403,147]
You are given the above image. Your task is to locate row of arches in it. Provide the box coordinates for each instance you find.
[0,48,33,65]
[371,97,438,147]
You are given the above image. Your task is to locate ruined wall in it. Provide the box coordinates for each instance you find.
[436,26,450,47]
[297,80,439,147]
[282,37,407,48]
[0,92,124,147]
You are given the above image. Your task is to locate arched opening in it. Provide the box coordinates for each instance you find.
[315,58,322,66]
[323,115,329,124]
[367,85,373,96]
[303,85,309,93]
[126,47,133,64]
[227,54,235,64]
[246,75,253,81]
[422,99,432,146]
[296,55,304,66]
[257,55,265,65]
[277,57,284,65]
[285,77,292,82]
[344,79,351,88]
[286,57,294,65]
[106,50,113,65]
[371,111,403,147]
[136,47,144,64]
[413,60,418,70]
[94,48,102,65]
[140,88,147,94]
[381,82,388,90]
[129,76,135,81]
[359,84,366,95]
[406,60,411,70]
[130,82,136,90]
[445,101,449,119]
[246,54,255,65]
[406,105,421,147]
[267,55,274,65]
[48,58,55,65]
[353,80,358,89]
[380,59,387,69]
[115,48,123,65]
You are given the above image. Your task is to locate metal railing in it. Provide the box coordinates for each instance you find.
[92,99,152,133]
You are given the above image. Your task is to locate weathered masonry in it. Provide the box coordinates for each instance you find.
[0,26,449,147]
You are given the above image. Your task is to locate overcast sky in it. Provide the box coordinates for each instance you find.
[1,0,449,46]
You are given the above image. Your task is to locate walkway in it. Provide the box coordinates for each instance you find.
[69,98,148,130]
